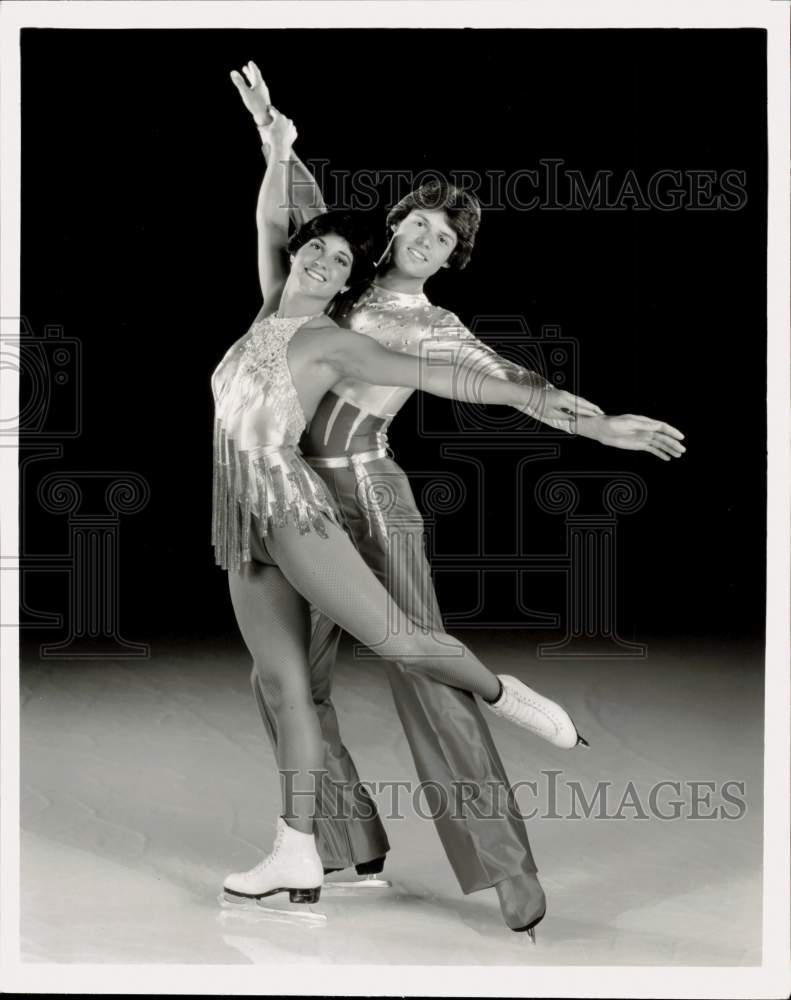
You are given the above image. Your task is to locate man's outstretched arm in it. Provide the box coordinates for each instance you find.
[430,317,602,433]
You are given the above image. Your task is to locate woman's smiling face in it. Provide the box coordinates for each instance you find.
[291,233,354,300]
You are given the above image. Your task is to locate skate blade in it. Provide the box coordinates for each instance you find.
[323,875,392,891]
[217,892,327,925]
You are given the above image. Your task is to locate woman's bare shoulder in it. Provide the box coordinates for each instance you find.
[301,314,342,335]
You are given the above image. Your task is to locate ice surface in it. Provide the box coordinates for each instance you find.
[20,637,763,965]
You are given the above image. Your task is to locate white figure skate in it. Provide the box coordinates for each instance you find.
[223,817,323,904]
[486,675,589,750]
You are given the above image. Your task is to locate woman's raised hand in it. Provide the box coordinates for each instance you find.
[230,60,272,124]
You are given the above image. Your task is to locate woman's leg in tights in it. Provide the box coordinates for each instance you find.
[265,519,501,702]
[228,559,324,834]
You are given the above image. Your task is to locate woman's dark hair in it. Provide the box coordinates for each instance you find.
[287,210,376,287]
[385,180,481,270]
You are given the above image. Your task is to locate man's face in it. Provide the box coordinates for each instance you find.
[390,208,458,279]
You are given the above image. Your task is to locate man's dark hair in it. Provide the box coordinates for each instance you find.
[288,210,376,286]
[385,180,482,270]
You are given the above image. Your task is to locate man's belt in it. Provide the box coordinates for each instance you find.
[304,447,388,470]
[304,448,390,541]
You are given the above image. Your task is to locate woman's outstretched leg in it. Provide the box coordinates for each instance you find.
[266,518,586,750]
[266,518,502,700]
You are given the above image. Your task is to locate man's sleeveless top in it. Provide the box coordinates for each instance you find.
[211,312,336,571]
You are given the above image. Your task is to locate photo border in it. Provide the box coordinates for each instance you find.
[1,2,788,996]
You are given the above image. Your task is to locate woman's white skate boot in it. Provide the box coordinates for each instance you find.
[223,817,324,904]
[485,675,589,750]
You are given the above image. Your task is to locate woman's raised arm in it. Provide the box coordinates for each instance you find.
[252,109,297,309]
[231,62,299,309]
[231,61,327,234]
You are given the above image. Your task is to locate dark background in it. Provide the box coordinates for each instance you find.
[19,28,766,649]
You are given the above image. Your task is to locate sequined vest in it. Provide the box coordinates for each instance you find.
[211,312,336,571]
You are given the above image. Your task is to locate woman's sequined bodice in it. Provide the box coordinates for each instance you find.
[212,312,311,451]
[211,311,337,571]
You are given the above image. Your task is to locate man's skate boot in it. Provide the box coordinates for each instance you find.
[496,872,547,943]
[323,855,391,890]
[223,817,324,903]
[485,675,589,750]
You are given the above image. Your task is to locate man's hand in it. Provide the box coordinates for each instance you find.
[230,60,272,125]
[258,107,297,157]
[577,414,686,461]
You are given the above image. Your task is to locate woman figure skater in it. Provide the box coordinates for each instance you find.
[214,105,602,938]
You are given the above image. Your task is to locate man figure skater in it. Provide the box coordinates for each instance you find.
[230,61,685,935]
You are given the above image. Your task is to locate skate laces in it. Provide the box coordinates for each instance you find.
[248,825,286,874]
[499,679,561,730]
